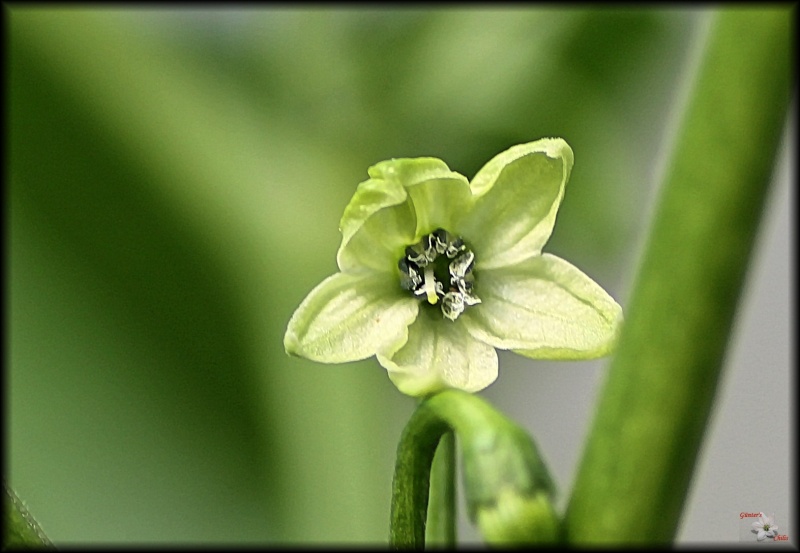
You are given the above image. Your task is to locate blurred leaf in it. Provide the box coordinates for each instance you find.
[10,8,403,543]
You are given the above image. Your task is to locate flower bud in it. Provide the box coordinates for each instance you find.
[477,488,559,545]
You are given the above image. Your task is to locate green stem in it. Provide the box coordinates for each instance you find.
[390,400,448,548]
[390,390,558,548]
[565,8,791,545]
[4,482,53,549]
[425,431,456,547]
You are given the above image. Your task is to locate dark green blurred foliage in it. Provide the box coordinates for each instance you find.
[9,8,697,543]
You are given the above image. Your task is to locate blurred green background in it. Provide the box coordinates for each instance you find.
[8,7,791,545]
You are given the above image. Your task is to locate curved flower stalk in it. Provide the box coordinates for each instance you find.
[390,390,559,547]
[284,139,622,396]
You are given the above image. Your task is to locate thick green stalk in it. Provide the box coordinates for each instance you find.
[565,8,792,544]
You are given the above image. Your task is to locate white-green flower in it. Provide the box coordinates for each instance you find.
[752,513,778,541]
[284,138,623,397]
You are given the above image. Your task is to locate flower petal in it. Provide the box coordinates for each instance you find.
[757,530,767,541]
[284,271,419,363]
[377,308,498,396]
[369,157,473,238]
[463,253,622,359]
[337,171,416,274]
[459,138,573,269]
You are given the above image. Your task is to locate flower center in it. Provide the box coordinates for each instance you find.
[398,228,481,321]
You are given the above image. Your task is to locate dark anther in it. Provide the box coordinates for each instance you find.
[398,228,480,320]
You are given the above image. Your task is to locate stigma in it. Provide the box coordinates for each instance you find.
[423,265,440,305]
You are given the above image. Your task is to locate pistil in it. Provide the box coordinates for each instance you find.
[423,265,439,305]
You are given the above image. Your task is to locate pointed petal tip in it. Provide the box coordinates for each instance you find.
[283,330,299,357]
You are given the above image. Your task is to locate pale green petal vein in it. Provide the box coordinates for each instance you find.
[337,175,416,274]
[369,157,473,239]
[378,308,498,396]
[285,271,419,363]
[463,253,622,359]
[460,139,573,269]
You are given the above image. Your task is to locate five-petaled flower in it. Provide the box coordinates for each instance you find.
[752,512,778,541]
[284,138,623,396]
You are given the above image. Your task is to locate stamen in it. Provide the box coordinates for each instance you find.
[449,251,475,281]
[431,228,449,255]
[445,237,465,258]
[398,229,480,320]
[441,292,465,321]
[405,244,430,267]
[398,258,422,292]
[423,234,439,263]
